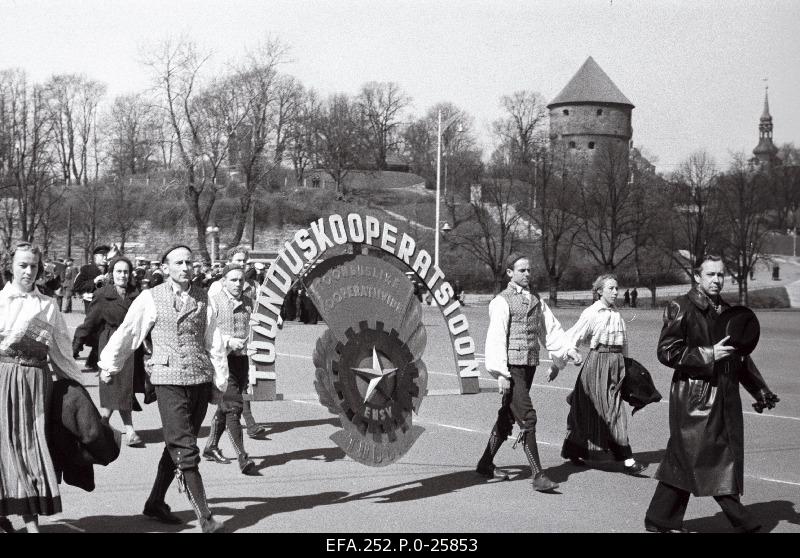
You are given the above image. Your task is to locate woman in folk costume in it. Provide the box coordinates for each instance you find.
[74,256,148,447]
[0,243,85,533]
[550,274,647,475]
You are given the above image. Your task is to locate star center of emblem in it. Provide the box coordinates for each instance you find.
[352,347,398,403]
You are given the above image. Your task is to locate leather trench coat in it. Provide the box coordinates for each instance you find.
[654,288,771,496]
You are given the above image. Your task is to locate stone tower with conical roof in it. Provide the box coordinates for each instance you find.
[547,56,634,162]
[751,87,780,168]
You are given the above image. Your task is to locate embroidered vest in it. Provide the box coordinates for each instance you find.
[146,283,214,385]
[212,290,252,352]
[500,284,542,366]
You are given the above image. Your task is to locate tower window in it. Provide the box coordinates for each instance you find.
[596,109,603,116]
[588,142,595,149]
[563,109,569,116]
[568,141,576,149]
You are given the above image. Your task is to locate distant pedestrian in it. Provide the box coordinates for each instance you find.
[73,245,111,371]
[62,258,78,313]
[623,289,630,307]
[133,257,148,290]
[283,284,298,322]
[145,260,164,289]
[453,280,465,305]
[630,287,638,308]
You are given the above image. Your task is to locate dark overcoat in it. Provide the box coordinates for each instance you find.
[49,377,122,492]
[655,288,770,496]
[74,284,146,410]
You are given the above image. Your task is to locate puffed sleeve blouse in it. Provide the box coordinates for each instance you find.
[565,300,628,357]
[0,282,83,382]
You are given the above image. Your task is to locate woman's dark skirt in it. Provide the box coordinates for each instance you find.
[561,348,632,461]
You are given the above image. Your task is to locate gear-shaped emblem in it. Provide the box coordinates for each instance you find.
[314,320,427,466]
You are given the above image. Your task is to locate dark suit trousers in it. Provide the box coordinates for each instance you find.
[155,383,211,470]
[492,365,538,439]
[646,481,759,532]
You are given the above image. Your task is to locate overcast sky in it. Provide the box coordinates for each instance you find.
[1,0,798,173]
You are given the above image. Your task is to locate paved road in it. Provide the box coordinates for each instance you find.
[8,303,798,533]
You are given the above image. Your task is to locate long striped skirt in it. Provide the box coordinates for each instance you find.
[0,361,62,516]
[561,347,633,461]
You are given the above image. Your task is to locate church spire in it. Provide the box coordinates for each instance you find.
[752,83,779,166]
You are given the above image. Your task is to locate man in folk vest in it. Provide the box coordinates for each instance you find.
[62,257,78,313]
[98,245,229,533]
[478,253,583,492]
[202,264,259,475]
[208,246,267,439]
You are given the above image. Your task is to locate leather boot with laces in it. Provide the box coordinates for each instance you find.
[179,468,224,533]
[202,411,229,463]
[520,429,559,492]
[143,449,183,524]
[476,424,509,480]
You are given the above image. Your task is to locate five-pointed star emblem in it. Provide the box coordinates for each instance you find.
[352,347,397,403]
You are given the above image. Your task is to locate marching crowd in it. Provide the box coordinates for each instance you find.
[0,241,784,534]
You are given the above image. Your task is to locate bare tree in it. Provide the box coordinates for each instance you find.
[44,74,106,185]
[718,153,772,305]
[103,176,152,252]
[104,93,158,176]
[286,88,320,187]
[313,93,367,196]
[573,141,638,271]
[357,81,410,170]
[448,175,527,292]
[658,150,723,278]
[530,147,581,305]
[771,143,800,230]
[491,90,580,304]
[0,69,62,243]
[492,91,548,172]
[227,41,294,246]
[400,117,434,184]
[143,39,225,262]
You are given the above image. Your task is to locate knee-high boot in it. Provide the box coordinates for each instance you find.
[177,468,224,533]
[243,400,267,437]
[476,424,509,478]
[226,411,257,475]
[202,409,230,464]
[520,429,559,492]
[142,449,182,524]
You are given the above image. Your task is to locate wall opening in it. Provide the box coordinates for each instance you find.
[588,142,595,150]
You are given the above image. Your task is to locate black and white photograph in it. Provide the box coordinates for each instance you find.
[0,0,798,540]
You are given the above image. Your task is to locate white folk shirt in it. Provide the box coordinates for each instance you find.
[98,281,229,391]
[484,282,574,379]
[551,300,628,370]
[0,283,83,383]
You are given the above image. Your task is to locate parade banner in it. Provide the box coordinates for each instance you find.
[246,213,480,465]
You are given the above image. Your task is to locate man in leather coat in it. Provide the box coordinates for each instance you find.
[644,255,779,533]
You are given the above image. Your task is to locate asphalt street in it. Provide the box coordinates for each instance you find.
[8,301,799,534]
